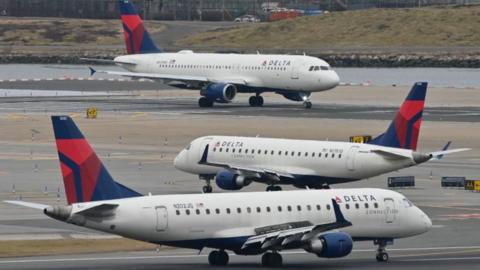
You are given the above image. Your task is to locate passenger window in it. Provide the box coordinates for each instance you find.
[247,207,252,213]
[374,203,379,209]
[297,205,302,211]
[271,150,274,155]
[304,152,308,157]
[291,152,294,156]
[307,205,312,211]
[264,150,268,154]
[365,203,369,209]
[316,205,321,210]
[278,206,282,212]
[206,209,211,215]
[239,149,242,153]
[232,148,236,153]
[219,148,223,152]
[266,206,271,212]
[215,208,220,214]
[297,152,301,156]
[186,209,190,215]
[325,153,328,158]
[226,148,229,153]
[237,208,241,214]
[256,207,261,213]
[311,152,315,157]
[287,206,292,212]
[213,148,216,152]
[318,153,322,158]
[176,210,180,215]
[326,204,331,210]
[345,204,350,209]
[278,151,282,155]
[226,208,231,214]
[339,154,342,158]
[257,150,261,154]
[251,149,255,154]
[332,154,335,158]
[285,151,288,155]
[355,203,359,209]
[196,209,200,215]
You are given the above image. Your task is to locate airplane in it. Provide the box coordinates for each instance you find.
[85,0,340,109]
[174,82,470,193]
[4,116,432,267]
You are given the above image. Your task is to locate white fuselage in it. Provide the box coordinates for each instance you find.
[174,136,421,188]
[115,52,340,92]
[63,188,431,251]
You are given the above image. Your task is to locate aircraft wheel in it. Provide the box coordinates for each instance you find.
[249,96,258,107]
[257,96,264,106]
[208,250,229,266]
[274,186,282,191]
[202,185,213,193]
[261,252,283,267]
[376,252,389,262]
[303,101,312,109]
[199,97,213,107]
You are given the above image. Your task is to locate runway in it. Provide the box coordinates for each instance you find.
[0,77,479,269]
[1,244,479,269]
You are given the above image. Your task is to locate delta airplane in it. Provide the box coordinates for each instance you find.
[87,0,340,108]
[5,116,432,267]
[174,82,470,192]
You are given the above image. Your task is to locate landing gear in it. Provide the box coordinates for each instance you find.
[208,250,229,266]
[249,95,264,107]
[321,183,330,189]
[303,101,312,109]
[202,178,213,193]
[266,185,282,192]
[374,239,391,262]
[199,97,214,107]
[261,252,283,267]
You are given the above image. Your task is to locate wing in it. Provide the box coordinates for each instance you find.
[241,199,352,252]
[198,145,297,181]
[4,200,50,210]
[89,67,249,86]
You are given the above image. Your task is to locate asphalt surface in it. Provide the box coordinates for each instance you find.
[0,79,479,269]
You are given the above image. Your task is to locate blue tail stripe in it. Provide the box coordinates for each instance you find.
[58,152,84,202]
[52,116,84,139]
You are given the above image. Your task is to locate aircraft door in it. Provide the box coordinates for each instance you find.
[384,198,396,224]
[345,146,359,171]
[155,206,168,231]
[291,61,300,79]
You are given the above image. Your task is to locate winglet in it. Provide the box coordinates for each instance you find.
[436,141,451,160]
[331,199,351,225]
[198,145,209,164]
[89,67,96,76]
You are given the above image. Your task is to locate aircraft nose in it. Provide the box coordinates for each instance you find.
[174,150,186,171]
[423,213,433,231]
[416,207,432,233]
[322,71,340,90]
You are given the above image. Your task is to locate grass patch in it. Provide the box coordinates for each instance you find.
[0,19,165,46]
[177,5,480,49]
[0,238,158,258]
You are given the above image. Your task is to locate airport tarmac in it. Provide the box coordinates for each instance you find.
[0,81,478,269]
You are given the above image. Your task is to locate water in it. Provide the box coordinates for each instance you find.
[0,64,478,87]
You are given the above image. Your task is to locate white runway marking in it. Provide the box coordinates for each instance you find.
[0,245,479,264]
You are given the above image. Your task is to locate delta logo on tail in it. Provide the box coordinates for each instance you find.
[369,82,427,150]
[52,116,141,204]
[119,0,160,54]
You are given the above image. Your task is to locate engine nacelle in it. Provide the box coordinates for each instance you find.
[203,83,237,103]
[215,169,251,190]
[304,232,353,258]
[281,92,310,102]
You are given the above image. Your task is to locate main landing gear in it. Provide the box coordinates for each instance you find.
[266,185,282,191]
[198,97,214,107]
[303,101,312,109]
[375,239,391,262]
[261,252,283,267]
[249,95,264,107]
[208,250,229,266]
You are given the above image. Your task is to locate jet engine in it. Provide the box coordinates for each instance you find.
[304,232,353,258]
[215,169,251,190]
[202,83,237,103]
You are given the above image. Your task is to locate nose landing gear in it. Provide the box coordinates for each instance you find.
[374,239,392,262]
[201,177,213,193]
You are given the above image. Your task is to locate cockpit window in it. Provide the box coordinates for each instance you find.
[314,66,320,71]
[309,66,314,71]
[185,144,191,150]
[320,66,329,70]
[403,198,413,208]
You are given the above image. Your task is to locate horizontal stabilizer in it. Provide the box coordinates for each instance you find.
[76,203,119,217]
[430,148,470,160]
[4,200,50,210]
[80,58,137,66]
[371,149,411,160]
